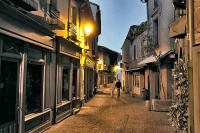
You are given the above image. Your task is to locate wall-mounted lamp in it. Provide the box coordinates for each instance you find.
[97,60,102,69]
[84,24,92,36]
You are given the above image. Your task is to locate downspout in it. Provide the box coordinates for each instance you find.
[188,0,194,133]
[188,0,194,61]
[67,0,71,38]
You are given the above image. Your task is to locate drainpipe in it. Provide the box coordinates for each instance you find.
[67,0,71,38]
[188,0,194,61]
[188,0,194,133]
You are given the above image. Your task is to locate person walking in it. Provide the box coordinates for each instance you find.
[110,81,115,97]
[115,79,122,97]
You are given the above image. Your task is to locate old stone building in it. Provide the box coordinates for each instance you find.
[0,0,101,132]
[121,22,147,97]
[97,46,121,89]
[169,0,200,132]
[140,0,176,111]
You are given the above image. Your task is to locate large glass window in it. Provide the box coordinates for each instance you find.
[25,64,43,115]
[0,61,17,125]
[62,68,70,101]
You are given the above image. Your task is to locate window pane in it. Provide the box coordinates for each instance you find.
[62,69,70,101]
[72,69,77,98]
[0,61,17,125]
[25,64,42,115]
[153,19,158,46]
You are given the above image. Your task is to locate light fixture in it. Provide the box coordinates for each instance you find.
[84,24,92,36]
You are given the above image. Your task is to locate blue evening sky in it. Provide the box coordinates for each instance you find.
[90,0,147,53]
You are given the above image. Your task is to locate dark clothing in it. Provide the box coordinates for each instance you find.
[115,82,121,89]
[115,81,121,97]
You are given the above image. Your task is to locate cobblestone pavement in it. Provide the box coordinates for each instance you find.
[44,88,175,133]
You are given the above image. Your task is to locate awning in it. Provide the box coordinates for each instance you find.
[125,67,144,72]
[138,56,156,65]
[138,50,174,65]
[169,16,186,38]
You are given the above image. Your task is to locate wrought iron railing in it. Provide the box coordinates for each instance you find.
[49,4,60,19]
[68,22,78,35]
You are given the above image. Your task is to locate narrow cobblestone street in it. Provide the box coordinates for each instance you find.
[45,88,175,133]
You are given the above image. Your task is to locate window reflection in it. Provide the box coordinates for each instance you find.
[25,64,42,115]
[62,69,70,101]
[72,69,77,98]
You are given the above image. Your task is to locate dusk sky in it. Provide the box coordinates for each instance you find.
[90,0,147,53]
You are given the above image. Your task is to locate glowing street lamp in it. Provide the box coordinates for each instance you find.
[84,24,92,36]
[97,60,102,69]
[113,65,121,72]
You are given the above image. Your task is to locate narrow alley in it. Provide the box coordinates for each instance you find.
[44,88,174,133]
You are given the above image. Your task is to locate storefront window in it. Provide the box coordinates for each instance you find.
[25,64,43,115]
[72,69,77,98]
[62,68,70,101]
[0,61,17,125]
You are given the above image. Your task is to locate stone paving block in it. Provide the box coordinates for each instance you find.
[44,88,175,133]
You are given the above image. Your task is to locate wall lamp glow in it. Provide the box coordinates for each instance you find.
[84,24,92,36]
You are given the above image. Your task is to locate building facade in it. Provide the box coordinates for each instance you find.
[0,0,101,132]
[169,0,200,132]
[139,0,176,109]
[0,0,55,132]
[121,22,147,96]
[97,46,121,89]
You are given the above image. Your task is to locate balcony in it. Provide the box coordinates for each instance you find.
[49,4,60,19]
[49,18,65,30]
[173,0,186,9]
[10,0,38,11]
[48,4,65,30]
[69,22,78,35]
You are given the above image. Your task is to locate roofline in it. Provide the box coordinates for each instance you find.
[98,45,121,55]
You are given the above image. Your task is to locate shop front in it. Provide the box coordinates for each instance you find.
[0,37,54,133]
[55,36,81,123]
[0,2,55,132]
[0,37,21,133]
[84,56,95,101]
